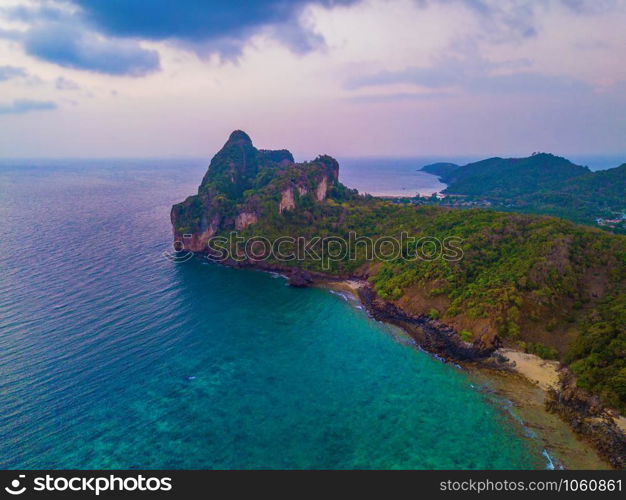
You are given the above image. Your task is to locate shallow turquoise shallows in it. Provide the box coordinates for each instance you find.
[0,159,546,469]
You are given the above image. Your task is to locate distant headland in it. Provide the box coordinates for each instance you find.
[420,154,626,232]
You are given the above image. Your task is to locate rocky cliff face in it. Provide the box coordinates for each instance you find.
[235,211,258,230]
[171,131,340,250]
[315,175,328,201]
[278,187,295,214]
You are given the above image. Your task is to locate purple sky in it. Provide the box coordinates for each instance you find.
[0,0,625,158]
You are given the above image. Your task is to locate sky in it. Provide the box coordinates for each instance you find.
[0,0,625,159]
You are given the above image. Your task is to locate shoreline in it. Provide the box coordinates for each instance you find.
[199,257,625,469]
[317,277,624,470]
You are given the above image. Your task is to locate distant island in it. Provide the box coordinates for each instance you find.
[420,154,626,232]
[172,131,626,467]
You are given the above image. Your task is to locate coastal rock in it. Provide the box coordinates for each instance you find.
[235,211,258,230]
[315,175,328,201]
[546,371,626,469]
[170,211,221,252]
[357,286,495,361]
[288,270,314,287]
[184,228,213,252]
[279,187,295,214]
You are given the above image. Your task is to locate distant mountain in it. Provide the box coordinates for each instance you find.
[431,153,624,228]
[420,162,460,178]
[441,153,590,197]
[563,163,626,201]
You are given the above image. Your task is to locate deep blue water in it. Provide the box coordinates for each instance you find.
[0,159,550,469]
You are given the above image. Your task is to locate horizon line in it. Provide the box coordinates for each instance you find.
[1,152,626,161]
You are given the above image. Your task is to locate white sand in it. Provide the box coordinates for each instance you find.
[497,348,561,391]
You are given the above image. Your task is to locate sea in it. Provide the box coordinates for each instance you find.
[1,155,617,469]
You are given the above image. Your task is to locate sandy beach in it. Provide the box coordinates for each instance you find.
[496,348,561,391]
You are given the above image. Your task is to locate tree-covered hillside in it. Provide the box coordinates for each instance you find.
[421,153,625,230]
[442,153,590,197]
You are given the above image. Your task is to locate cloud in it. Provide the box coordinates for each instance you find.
[561,0,620,15]
[73,0,299,40]
[70,0,357,54]
[343,2,612,96]
[458,0,539,40]
[21,21,160,76]
[347,91,453,103]
[1,3,69,23]
[0,65,28,81]
[0,4,160,76]
[415,0,622,43]
[0,99,57,115]
[349,63,588,95]
[466,72,589,94]
[0,0,358,74]
[55,76,80,90]
[0,27,22,41]
[347,41,589,96]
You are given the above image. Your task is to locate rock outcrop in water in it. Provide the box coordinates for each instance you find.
[546,370,626,469]
[171,131,340,251]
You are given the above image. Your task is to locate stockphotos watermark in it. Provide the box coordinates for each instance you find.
[3,473,172,496]
[164,231,464,269]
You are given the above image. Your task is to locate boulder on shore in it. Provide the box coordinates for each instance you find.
[288,270,314,287]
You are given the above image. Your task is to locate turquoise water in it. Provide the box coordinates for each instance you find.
[0,159,547,469]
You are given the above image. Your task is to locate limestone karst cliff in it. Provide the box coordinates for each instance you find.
[171,130,343,251]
